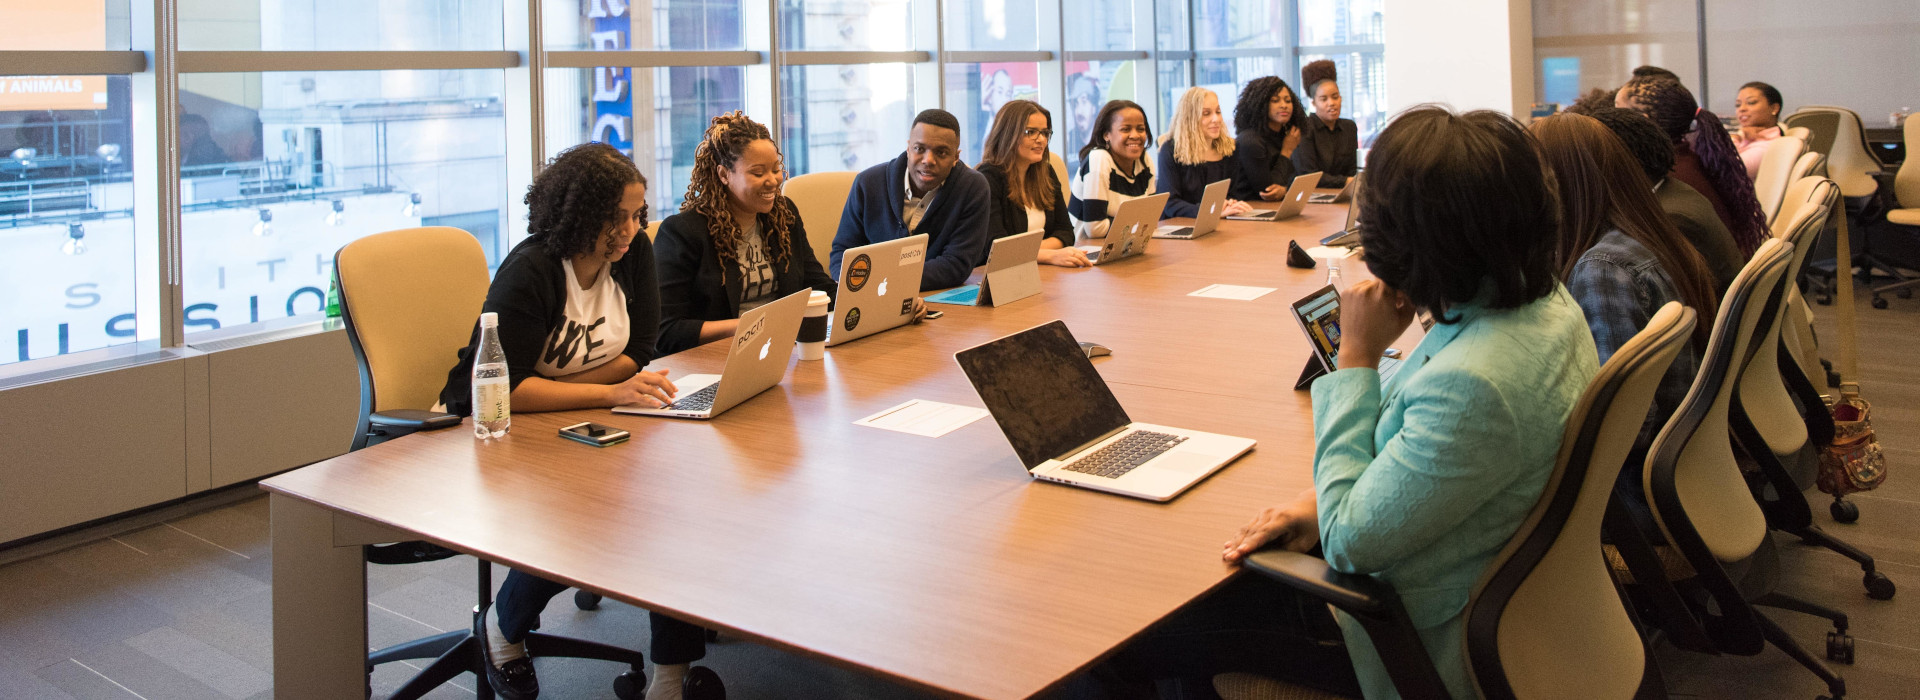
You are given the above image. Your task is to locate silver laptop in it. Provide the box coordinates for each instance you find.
[614,289,809,419]
[1154,179,1230,239]
[1078,192,1168,265]
[925,230,1043,307]
[1309,173,1361,204]
[1288,284,1403,390]
[1320,177,1365,247]
[956,320,1257,502]
[828,234,928,346]
[1228,171,1322,221]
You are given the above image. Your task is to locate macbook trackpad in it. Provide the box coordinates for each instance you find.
[1154,451,1216,474]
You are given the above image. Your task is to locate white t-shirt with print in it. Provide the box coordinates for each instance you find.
[535,258,629,378]
[736,219,778,313]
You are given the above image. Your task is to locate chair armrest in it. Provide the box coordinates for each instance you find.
[370,409,462,433]
[1242,549,1399,617]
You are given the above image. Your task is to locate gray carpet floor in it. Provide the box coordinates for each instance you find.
[1,281,1914,699]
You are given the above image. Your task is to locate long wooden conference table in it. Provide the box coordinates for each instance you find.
[262,193,1420,699]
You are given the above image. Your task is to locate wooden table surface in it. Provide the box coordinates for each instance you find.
[262,195,1412,699]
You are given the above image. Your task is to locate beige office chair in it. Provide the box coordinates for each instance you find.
[1776,178,1840,395]
[1630,239,1853,700]
[1754,136,1808,226]
[336,228,656,700]
[646,219,661,241]
[1785,126,1813,141]
[1233,305,1695,700]
[1049,151,1070,196]
[1784,107,1882,198]
[783,170,857,269]
[1868,114,1920,307]
[1790,151,1826,184]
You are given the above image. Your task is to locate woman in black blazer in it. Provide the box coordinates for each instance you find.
[977,99,1088,267]
[654,112,835,356]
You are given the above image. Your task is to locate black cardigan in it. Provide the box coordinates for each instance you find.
[1156,145,1242,219]
[976,161,1074,249]
[1292,115,1359,188]
[1233,126,1298,200]
[653,198,836,356]
[438,234,662,415]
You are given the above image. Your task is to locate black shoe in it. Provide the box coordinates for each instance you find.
[486,657,540,699]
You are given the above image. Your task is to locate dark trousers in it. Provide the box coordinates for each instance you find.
[494,568,708,665]
[1062,574,1361,700]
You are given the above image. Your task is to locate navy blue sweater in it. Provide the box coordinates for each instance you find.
[1155,145,1242,219]
[830,152,994,291]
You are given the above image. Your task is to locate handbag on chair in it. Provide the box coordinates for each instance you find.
[1817,206,1889,518]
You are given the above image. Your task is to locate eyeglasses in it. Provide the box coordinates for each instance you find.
[1021,127,1053,140]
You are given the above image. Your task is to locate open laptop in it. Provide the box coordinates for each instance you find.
[1288,284,1403,390]
[955,320,1257,502]
[614,289,809,419]
[1320,177,1365,247]
[1228,171,1323,222]
[925,230,1043,307]
[828,234,928,346]
[1077,192,1168,265]
[1154,179,1230,239]
[1309,172,1361,204]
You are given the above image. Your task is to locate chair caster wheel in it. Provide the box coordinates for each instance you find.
[1871,296,1888,309]
[575,589,602,610]
[1816,294,1833,306]
[1831,500,1860,523]
[1828,631,1855,664]
[685,666,726,700]
[1865,571,1896,600]
[614,669,646,699]
[1900,288,1914,299]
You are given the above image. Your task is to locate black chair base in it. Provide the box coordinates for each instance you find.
[1754,611,1847,700]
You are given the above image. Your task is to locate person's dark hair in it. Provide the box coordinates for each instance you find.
[1531,113,1718,346]
[525,142,648,259]
[1582,107,1674,185]
[1565,87,1618,115]
[1357,106,1560,320]
[1740,81,1783,109]
[1302,60,1339,100]
[912,108,962,137]
[1078,99,1152,163]
[682,111,796,270]
[980,100,1057,210]
[1631,65,1678,81]
[1232,76,1306,135]
[1619,76,1769,255]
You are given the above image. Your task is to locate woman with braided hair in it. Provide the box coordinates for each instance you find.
[654,111,836,356]
[1616,76,1770,257]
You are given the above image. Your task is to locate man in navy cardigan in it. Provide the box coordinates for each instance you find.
[830,109,993,291]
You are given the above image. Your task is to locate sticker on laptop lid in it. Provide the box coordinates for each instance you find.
[844,307,862,331]
[898,240,927,266]
[846,254,872,292]
[734,314,765,351]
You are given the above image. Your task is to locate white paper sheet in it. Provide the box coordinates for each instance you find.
[853,399,991,438]
[1306,245,1360,260]
[1187,284,1278,301]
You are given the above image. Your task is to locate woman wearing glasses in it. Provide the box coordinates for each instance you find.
[977,99,1090,267]
[654,111,837,356]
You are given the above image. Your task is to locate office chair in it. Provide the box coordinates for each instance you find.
[1232,304,1695,700]
[1627,240,1851,700]
[783,171,857,269]
[1785,126,1813,142]
[336,228,655,700]
[1787,107,1911,297]
[1776,178,1841,401]
[1867,113,1920,308]
[1049,151,1070,199]
[1755,136,1809,227]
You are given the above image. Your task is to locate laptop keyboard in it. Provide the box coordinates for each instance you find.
[665,383,719,412]
[1154,225,1194,239]
[1062,430,1188,479]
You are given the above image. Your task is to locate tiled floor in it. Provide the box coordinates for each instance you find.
[1,283,1915,699]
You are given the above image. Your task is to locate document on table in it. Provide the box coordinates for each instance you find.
[1306,245,1360,260]
[1187,284,1278,301]
[854,399,991,438]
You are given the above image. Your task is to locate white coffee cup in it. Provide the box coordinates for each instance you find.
[797,290,830,360]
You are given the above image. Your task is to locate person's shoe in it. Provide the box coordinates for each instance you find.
[485,656,540,699]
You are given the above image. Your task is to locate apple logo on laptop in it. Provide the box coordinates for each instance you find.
[1296,191,1307,201]
[877,278,889,296]
[758,339,770,361]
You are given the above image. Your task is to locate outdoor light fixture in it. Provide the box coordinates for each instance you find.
[252,208,273,237]
[402,192,422,217]
[62,222,86,256]
[325,199,346,227]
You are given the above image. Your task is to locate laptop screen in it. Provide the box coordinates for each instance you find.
[955,320,1132,469]
[1291,285,1343,367]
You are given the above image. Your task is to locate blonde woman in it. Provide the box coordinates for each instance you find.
[1155,87,1252,219]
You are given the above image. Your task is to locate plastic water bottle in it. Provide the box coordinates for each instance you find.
[1327,256,1345,292]
[471,312,510,439]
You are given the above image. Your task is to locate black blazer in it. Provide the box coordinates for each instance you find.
[977,162,1074,249]
[653,198,836,356]
[1292,115,1359,188]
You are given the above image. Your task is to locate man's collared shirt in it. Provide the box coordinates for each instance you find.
[903,167,944,231]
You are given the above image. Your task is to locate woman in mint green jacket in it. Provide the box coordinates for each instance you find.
[1069,108,1600,700]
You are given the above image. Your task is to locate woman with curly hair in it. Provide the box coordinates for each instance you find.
[978,100,1089,267]
[1231,76,1306,201]
[437,142,720,699]
[1156,87,1253,219]
[1616,75,1770,256]
[1292,59,1359,188]
[654,111,836,356]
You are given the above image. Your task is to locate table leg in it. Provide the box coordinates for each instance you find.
[270,493,371,699]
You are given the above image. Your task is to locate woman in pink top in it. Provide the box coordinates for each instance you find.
[1733,81,1785,178]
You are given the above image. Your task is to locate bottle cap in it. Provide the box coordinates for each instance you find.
[480,311,498,328]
